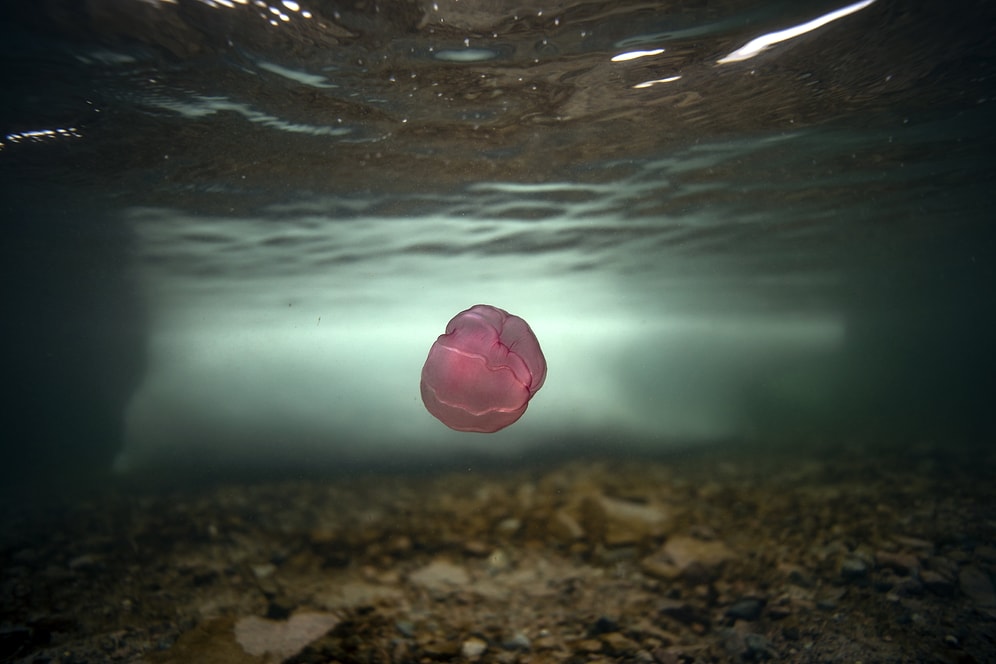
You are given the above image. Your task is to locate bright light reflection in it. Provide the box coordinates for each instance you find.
[186,0,311,25]
[633,75,682,89]
[150,95,350,137]
[611,48,665,62]
[717,0,876,64]
[1,127,82,151]
[258,61,336,88]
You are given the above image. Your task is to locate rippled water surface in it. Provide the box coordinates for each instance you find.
[2,0,994,478]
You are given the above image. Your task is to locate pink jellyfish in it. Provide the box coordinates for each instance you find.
[420,304,547,433]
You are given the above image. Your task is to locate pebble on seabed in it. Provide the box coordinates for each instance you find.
[461,637,487,658]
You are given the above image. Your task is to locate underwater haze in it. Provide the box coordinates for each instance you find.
[2,0,994,482]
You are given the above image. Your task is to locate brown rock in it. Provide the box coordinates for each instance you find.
[461,637,487,658]
[642,535,736,582]
[408,560,471,595]
[875,551,920,577]
[532,635,561,650]
[926,555,959,579]
[316,580,403,610]
[155,617,249,664]
[889,576,923,597]
[601,632,639,655]
[581,495,671,546]
[463,540,491,556]
[652,647,684,664]
[892,535,934,552]
[418,635,461,657]
[495,517,521,537]
[235,612,340,662]
[640,556,681,581]
[549,509,585,543]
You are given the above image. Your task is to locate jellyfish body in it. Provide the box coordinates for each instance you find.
[420,304,546,433]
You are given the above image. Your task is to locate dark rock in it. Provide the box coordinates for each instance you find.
[0,627,31,660]
[874,570,900,593]
[657,599,708,626]
[502,631,531,651]
[959,566,996,607]
[191,569,219,587]
[780,564,815,588]
[721,628,774,661]
[816,598,839,611]
[744,633,776,660]
[948,550,972,564]
[726,598,765,621]
[922,570,955,596]
[29,616,78,645]
[975,546,996,564]
[265,600,294,620]
[588,615,620,636]
[926,555,959,579]
[68,553,104,571]
[890,576,924,597]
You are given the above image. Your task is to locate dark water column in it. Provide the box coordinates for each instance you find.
[0,184,146,488]
[837,217,996,442]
